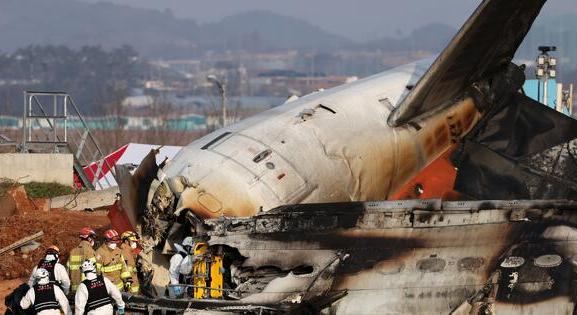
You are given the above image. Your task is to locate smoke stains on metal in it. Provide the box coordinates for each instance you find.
[494,241,572,304]
[257,233,422,275]
[458,257,485,272]
[416,256,446,273]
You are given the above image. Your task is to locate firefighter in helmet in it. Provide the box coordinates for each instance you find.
[120,230,140,294]
[95,229,131,291]
[67,227,97,293]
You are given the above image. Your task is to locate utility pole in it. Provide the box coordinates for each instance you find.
[207,75,227,127]
[536,46,558,106]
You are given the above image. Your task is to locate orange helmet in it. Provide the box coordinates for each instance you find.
[104,229,120,243]
[79,227,96,239]
[46,245,60,255]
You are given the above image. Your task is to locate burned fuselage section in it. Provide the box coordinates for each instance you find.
[130,199,577,314]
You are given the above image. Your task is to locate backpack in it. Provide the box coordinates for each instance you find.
[3,283,34,315]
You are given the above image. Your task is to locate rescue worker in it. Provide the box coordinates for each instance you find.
[67,227,98,293]
[75,260,125,315]
[120,230,140,294]
[28,245,71,294]
[95,229,132,290]
[168,236,194,297]
[20,268,72,315]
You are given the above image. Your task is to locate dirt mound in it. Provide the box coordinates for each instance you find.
[0,278,26,314]
[0,209,110,280]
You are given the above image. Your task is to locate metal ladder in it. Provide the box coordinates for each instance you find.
[20,91,116,190]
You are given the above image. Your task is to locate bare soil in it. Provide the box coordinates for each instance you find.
[0,209,110,280]
[0,278,26,313]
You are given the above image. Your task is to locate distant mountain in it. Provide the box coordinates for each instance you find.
[0,0,197,57]
[364,23,457,53]
[0,0,352,57]
[196,10,352,52]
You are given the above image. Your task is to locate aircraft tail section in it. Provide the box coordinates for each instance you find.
[389,0,547,126]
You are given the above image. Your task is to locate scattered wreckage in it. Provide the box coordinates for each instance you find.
[110,0,577,313]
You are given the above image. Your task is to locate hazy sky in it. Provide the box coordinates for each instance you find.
[78,0,576,41]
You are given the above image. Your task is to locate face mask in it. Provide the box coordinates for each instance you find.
[130,242,138,249]
[107,243,117,250]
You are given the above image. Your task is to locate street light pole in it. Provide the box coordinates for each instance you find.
[536,46,557,107]
[207,75,227,127]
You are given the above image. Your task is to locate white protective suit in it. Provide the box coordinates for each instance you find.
[74,273,125,315]
[169,252,186,285]
[20,281,72,315]
[28,262,71,295]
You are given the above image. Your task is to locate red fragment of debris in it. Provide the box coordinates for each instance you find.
[389,145,461,201]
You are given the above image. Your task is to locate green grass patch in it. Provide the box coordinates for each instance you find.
[0,179,17,197]
[23,182,76,198]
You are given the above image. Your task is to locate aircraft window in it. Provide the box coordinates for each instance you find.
[252,149,272,163]
[201,132,231,150]
[416,257,446,273]
[292,265,314,276]
[457,257,485,272]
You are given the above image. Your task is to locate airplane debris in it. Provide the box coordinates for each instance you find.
[0,231,44,256]
[19,241,41,254]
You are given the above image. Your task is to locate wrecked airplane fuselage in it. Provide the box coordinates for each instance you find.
[116,0,577,313]
[124,199,577,314]
[202,199,577,314]
[147,60,480,220]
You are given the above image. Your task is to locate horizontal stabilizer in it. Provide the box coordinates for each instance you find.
[454,94,577,200]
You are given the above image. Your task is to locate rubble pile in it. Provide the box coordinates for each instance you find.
[0,209,110,280]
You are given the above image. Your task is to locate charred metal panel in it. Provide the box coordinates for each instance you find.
[191,200,577,314]
[129,199,577,314]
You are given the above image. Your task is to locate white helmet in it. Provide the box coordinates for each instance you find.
[33,268,50,280]
[81,260,96,273]
[182,237,194,247]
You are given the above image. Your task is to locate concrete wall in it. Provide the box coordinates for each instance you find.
[0,153,73,186]
[51,186,118,210]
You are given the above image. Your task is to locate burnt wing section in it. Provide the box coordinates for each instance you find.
[453,93,577,200]
[389,0,547,126]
